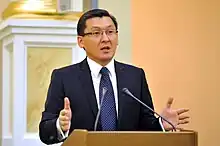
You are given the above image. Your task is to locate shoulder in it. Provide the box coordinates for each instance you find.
[50,60,85,78]
[115,60,147,80]
[115,60,144,73]
[54,63,80,73]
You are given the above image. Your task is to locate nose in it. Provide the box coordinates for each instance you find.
[101,31,110,42]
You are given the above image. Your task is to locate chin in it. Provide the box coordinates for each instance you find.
[101,57,112,61]
[101,52,114,59]
[99,56,112,62]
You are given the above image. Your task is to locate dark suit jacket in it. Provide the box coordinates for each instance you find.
[39,58,162,145]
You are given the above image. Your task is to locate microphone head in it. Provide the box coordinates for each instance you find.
[122,88,128,93]
[102,87,107,96]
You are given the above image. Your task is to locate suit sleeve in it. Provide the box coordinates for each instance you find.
[39,69,65,144]
[138,68,163,131]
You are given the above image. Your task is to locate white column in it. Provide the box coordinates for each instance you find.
[12,36,26,146]
[2,41,12,146]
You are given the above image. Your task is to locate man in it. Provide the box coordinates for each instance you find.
[39,9,189,145]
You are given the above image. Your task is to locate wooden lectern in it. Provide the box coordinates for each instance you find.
[61,130,198,146]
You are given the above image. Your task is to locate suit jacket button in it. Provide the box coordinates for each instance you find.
[49,136,54,140]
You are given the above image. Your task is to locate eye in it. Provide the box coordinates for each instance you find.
[108,30,114,34]
[107,30,117,35]
[92,31,101,36]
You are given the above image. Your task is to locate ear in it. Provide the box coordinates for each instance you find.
[116,36,119,45]
[77,36,84,48]
[116,33,119,45]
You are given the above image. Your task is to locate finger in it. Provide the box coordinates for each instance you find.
[176,126,184,131]
[60,110,68,116]
[179,115,190,120]
[61,125,70,132]
[166,97,173,108]
[59,116,70,121]
[177,108,189,115]
[60,121,70,126]
[178,120,189,125]
[64,97,70,110]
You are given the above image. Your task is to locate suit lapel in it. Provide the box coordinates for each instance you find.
[115,61,126,129]
[79,59,98,117]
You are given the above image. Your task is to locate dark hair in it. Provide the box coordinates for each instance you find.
[77,9,118,36]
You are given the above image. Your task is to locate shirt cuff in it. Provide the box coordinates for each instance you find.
[159,117,166,132]
[56,118,69,141]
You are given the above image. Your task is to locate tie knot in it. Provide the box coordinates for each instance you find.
[100,67,109,76]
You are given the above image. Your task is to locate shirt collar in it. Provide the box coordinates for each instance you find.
[87,57,115,78]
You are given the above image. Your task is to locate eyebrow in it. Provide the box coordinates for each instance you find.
[90,25,115,30]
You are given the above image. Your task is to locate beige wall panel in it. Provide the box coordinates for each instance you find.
[27,47,72,132]
[132,0,220,146]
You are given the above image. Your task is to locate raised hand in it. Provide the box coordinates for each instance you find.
[161,98,189,131]
[59,97,72,132]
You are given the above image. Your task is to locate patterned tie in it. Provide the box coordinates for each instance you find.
[99,67,117,130]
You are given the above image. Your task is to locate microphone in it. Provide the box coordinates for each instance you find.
[122,88,176,131]
[94,87,107,131]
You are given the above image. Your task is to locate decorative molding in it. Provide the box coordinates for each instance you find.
[2,0,82,20]
[0,19,78,38]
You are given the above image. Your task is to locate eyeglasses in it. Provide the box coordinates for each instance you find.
[82,29,118,38]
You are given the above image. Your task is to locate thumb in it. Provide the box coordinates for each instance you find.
[64,97,70,110]
[166,97,173,109]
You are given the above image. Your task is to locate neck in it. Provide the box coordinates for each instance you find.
[87,57,112,66]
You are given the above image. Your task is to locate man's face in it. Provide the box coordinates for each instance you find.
[77,16,118,65]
